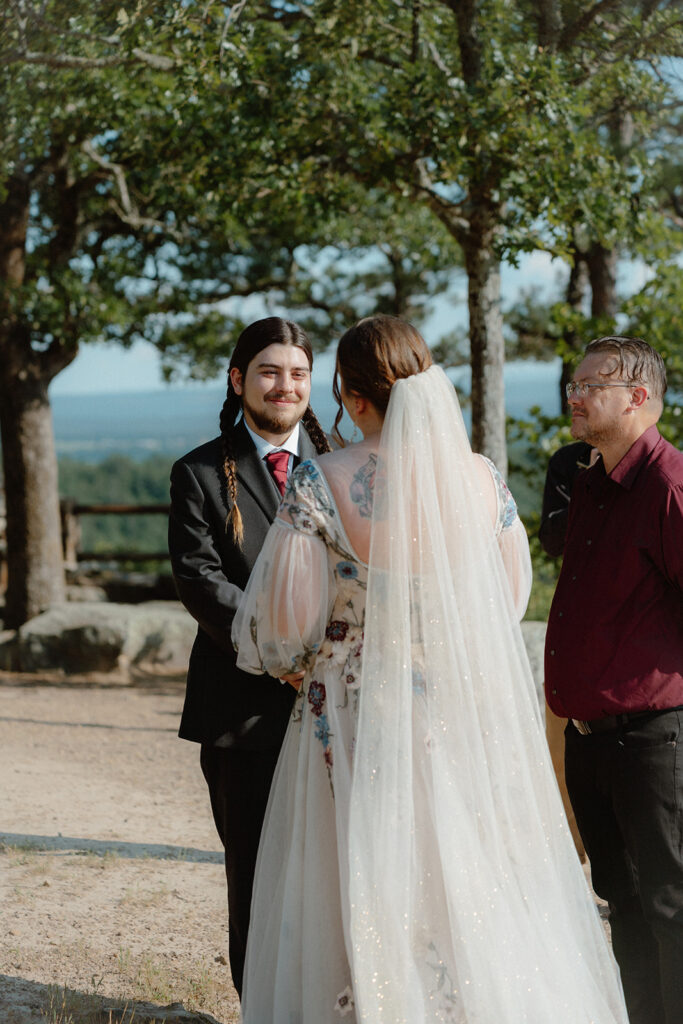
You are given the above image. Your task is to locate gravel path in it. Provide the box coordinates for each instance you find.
[0,670,611,1024]
[0,671,240,1023]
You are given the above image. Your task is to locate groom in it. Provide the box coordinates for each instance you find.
[168,317,330,996]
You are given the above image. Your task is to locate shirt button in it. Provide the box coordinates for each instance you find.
[586,539,592,546]
[549,650,555,656]
[571,575,577,581]
[598,504,605,510]
[558,611,563,618]
[551,689,557,695]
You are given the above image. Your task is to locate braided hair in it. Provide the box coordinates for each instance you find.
[220,317,331,546]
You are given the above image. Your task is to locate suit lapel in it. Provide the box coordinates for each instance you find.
[233,421,280,522]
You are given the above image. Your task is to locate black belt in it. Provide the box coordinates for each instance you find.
[572,707,680,736]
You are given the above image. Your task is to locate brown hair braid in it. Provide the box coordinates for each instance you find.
[219,317,330,546]
[219,389,245,545]
[302,406,333,456]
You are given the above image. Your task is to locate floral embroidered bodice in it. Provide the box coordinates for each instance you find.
[274,460,371,795]
[282,458,368,673]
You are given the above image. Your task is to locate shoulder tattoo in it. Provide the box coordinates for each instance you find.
[349,453,377,519]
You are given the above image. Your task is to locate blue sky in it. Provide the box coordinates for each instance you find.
[50,251,649,397]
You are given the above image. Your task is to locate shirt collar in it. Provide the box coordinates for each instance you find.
[243,418,301,460]
[608,424,662,490]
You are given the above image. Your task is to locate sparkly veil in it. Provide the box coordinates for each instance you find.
[348,366,627,1023]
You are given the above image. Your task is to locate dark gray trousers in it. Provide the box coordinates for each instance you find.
[200,743,281,999]
[565,711,683,1024]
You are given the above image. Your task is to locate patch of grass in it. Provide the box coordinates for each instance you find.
[42,984,151,1024]
[1,839,44,853]
[112,949,233,1016]
[129,954,175,1005]
[42,984,103,1023]
[116,947,133,975]
[524,536,560,623]
[185,969,215,1007]
[10,883,37,903]
[19,854,56,878]
[525,570,559,622]
[1,841,46,867]
[71,850,120,870]
[118,883,170,910]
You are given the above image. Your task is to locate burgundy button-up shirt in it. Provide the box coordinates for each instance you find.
[545,425,683,720]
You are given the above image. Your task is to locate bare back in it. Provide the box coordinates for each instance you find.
[317,442,501,567]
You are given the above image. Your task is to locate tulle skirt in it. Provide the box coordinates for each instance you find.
[241,663,359,1023]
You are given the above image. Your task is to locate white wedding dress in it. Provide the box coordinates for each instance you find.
[233,366,628,1023]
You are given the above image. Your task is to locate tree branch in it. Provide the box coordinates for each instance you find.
[665,187,683,228]
[0,46,175,69]
[1,3,177,70]
[81,141,185,242]
[558,0,625,51]
[40,335,79,382]
[533,0,563,49]
[412,160,469,245]
[427,39,451,76]
[219,0,250,70]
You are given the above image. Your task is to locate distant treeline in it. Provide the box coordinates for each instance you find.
[57,448,543,560]
[59,454,173,555]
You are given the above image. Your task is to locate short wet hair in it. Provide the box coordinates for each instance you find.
[584,335,667,402]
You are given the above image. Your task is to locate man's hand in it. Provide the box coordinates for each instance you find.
[280,671,304,691]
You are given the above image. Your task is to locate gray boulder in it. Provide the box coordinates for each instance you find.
[65,583,108,603]
[4,601,548,693]
[14,600,196,676]
[102,1001,222,1024]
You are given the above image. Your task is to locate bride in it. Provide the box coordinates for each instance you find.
[232,315,628,1023]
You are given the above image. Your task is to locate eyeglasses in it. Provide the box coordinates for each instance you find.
[565,381,638,400]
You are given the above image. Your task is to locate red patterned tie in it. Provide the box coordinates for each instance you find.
[265,450,290,496]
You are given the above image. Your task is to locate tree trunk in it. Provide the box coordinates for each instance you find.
[0,361,67,628]
[586,242,618,318]
[463,222,507,475]
[583,109,627,324]
[559,250,589,413]
[0,174,75,628]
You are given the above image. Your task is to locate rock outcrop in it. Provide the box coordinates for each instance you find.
[2,601,196,678]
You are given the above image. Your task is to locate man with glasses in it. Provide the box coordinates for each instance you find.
[545,336,683,1024]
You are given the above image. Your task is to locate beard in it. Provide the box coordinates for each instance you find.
[243,395,306,435]
[571,416,617,449]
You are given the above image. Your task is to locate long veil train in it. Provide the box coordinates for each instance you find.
[348,365,627,1022]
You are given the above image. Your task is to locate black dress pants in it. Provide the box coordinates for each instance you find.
[200,743,281,999]
[565,711,683,1024]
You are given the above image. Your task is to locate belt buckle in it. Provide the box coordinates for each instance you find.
[572,719,591,735]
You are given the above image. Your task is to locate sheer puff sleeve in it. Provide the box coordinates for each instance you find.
[232,460,336,679]
[477,455,533,620]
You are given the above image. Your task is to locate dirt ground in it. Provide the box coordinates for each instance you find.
[0,669,612,1024]
[0,670,240,1024]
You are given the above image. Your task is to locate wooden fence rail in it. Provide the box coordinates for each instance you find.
[60,500,171,567]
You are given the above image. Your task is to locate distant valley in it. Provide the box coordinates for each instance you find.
[50,360,562,463]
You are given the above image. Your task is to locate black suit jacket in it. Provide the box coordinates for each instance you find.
[169,420,317,750]
[538,441,593,558]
